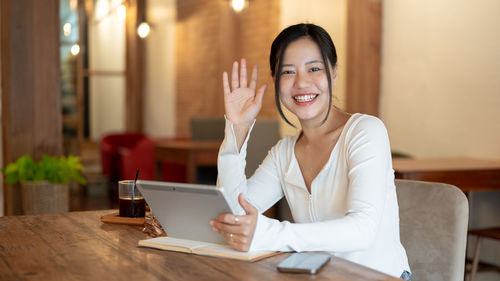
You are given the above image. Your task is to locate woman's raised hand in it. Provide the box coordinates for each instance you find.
[223,59,267,127]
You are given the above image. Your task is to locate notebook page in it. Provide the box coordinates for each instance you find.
[140,237,213,250]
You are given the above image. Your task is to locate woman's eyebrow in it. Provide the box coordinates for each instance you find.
[282,60,323,67]
[306,60,324,65]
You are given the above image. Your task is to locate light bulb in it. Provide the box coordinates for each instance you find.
[63,23,72,37]
[232,0,245,12]
[137,22,151,39]
[71,44,80,56]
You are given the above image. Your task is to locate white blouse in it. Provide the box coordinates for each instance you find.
[217,113,410,277]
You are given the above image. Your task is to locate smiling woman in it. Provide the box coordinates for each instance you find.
[212,23,412,279]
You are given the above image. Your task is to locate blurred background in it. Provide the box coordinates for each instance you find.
[1,0,499,279]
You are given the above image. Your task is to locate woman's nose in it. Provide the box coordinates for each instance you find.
[294,71,311,88]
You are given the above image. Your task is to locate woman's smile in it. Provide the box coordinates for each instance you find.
[293,93,319,105]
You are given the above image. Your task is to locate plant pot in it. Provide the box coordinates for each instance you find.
[21,181,69,214]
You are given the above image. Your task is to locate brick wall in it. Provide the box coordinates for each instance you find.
[176,0,280,137]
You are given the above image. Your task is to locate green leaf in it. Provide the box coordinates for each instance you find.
[2,154,88,185]
[3,163,19,184]
[16,155,37,182]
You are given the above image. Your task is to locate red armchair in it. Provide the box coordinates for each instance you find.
[101,133,155,182]
[156,137,188,183]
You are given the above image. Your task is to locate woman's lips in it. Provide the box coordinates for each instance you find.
[293,94,318,105]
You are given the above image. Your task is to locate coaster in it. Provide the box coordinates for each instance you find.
[100,213,146,225]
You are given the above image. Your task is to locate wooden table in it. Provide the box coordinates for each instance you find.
[154,143,500,193]
[0,210,400,281]
[154,140,220,183]
[393,158,500,192]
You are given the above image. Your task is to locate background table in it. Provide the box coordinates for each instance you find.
[154,139,220,183]
[154,141,500,193]
[393,157,500,192]
[0,210,400,281]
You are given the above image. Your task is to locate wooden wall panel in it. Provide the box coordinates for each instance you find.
[1,0,62,215]
[125,0,145,133]
[346,0,382,116]
[175,0,279,137]
[33,0,63,157]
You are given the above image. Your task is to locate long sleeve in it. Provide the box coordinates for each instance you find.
[248,116,393,253]
[218,114,409,277]
[217,117,284,215]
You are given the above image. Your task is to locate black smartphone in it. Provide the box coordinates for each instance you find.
[277,253,331,274]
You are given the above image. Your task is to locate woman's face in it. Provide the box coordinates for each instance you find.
[278,37,335,126]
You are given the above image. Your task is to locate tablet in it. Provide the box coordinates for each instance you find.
[136,180,238,244]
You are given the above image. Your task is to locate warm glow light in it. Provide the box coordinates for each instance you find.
[63,22,72,37]
[137,22,151,39]
[231,0,246,12]
[117,4,126,20]
[111,0,123,7]
[70,44,80,56]
[69,0,78,11]
[95,0,110,20]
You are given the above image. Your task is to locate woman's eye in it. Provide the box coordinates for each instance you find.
[281,70,294,75]
[310,67,322,72]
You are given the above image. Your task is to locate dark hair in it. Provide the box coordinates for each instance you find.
[269,23,338,127]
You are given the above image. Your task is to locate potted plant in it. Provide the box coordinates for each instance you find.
[2,154,87,214]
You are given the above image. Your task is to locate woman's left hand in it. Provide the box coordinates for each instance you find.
[210,194,258,251]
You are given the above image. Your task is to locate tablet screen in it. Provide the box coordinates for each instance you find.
[137,180,236,244]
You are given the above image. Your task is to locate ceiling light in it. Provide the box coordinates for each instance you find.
[137,22,151,39]
[63,23,72,37]
[70,44,80,56]
[231,0,247,12]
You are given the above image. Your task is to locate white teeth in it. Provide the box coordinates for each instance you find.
[294,94,317,102]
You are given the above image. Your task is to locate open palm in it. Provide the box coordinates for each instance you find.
[223,59,267,126]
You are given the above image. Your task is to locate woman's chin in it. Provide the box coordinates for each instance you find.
[295,113,324,124]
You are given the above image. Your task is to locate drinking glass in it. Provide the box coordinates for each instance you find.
[118,180,145,217]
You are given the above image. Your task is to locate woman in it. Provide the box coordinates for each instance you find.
[210,23,411,279]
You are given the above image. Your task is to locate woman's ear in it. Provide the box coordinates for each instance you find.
[332,64,339,85]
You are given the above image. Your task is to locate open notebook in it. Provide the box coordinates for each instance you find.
[138,237,280,262]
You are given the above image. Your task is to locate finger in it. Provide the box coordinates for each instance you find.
[231,61,239,91]
[234,215,241,225]
[215,213,233,224]
[222,72,230,96]
[213,224,251,251]
[227,232,248,246]
[214,213,241,225]
[249,65,258,90]
[238,194,258,215]
[212,221,244,235]
[226,232,240,246]
[254,84,267,107]
[226,233,250,252]
[240,58,247,88]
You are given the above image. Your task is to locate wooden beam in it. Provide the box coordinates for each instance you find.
[1,0,62,215]
[76,0,86,143]
[346,0,382,116]
[125,0,145,133]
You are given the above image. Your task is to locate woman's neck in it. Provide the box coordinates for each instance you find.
[298,108,350,143]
